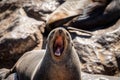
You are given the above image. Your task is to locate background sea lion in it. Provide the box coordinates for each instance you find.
[46,0,113,30]
[46,0,93,30]
[46,0,90,24]
[70,0,120,30]
[1,50,45,80]
[3,28,81,80]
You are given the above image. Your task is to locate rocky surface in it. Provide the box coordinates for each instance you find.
[72,19,120,75]
[0,0,120,79]
[82,72,120,80]
[0,0,60,68]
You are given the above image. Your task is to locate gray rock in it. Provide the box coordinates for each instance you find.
[23,0,60,21]
[72,19,120,75]
[0,68,17,80]
[82,72,120,80]
[0,2,44,68]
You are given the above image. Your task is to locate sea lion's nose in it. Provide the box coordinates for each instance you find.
[59,29,63,34]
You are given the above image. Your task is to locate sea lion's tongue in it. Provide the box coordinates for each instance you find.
[54,36,64,56]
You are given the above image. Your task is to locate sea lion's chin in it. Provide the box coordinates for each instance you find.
[53,35,65,57]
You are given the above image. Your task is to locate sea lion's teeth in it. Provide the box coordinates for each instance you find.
[55,52,61,56]
[55,48,61,56]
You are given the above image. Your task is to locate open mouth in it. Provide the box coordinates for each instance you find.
[53,35,64,57]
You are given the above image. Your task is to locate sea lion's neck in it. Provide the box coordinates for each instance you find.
[41,47,81,80]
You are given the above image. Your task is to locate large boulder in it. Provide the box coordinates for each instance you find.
[72,19,120,75]
[0,0,44,68]
[0,0,62,68]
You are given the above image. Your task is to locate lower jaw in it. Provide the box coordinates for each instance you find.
[54,50,63,57]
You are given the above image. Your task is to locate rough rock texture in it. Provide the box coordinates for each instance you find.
[72,19,120,75]
[0,68,17,80]
[0,68,10,79]
[0,0,61,68]
[0,9,43,68]
[23,0,60,21]
[81,72,120,80]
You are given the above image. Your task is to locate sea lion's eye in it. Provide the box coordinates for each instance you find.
[66,32,69,37]
[66,32,71,39]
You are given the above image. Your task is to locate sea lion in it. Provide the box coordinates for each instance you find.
[46,0,92,29]
[0,50,45,80]
[3,28,81,80]
[46,0,110,30]
[70,0,120,30]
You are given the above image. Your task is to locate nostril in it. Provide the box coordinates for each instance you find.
[59,29,63,34]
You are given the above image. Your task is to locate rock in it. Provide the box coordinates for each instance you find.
[116,51,120,71]
[0,68,10,79]
[0,0,63,69]
[23,0,60,21]
[0,68,17,80]
[72,19,120,75]
[82,72,120,80]
[0,2,44,68]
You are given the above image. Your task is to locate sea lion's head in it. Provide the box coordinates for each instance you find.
[46,27,73,62]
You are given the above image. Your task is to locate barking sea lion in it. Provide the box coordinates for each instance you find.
[3,28,81,80]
